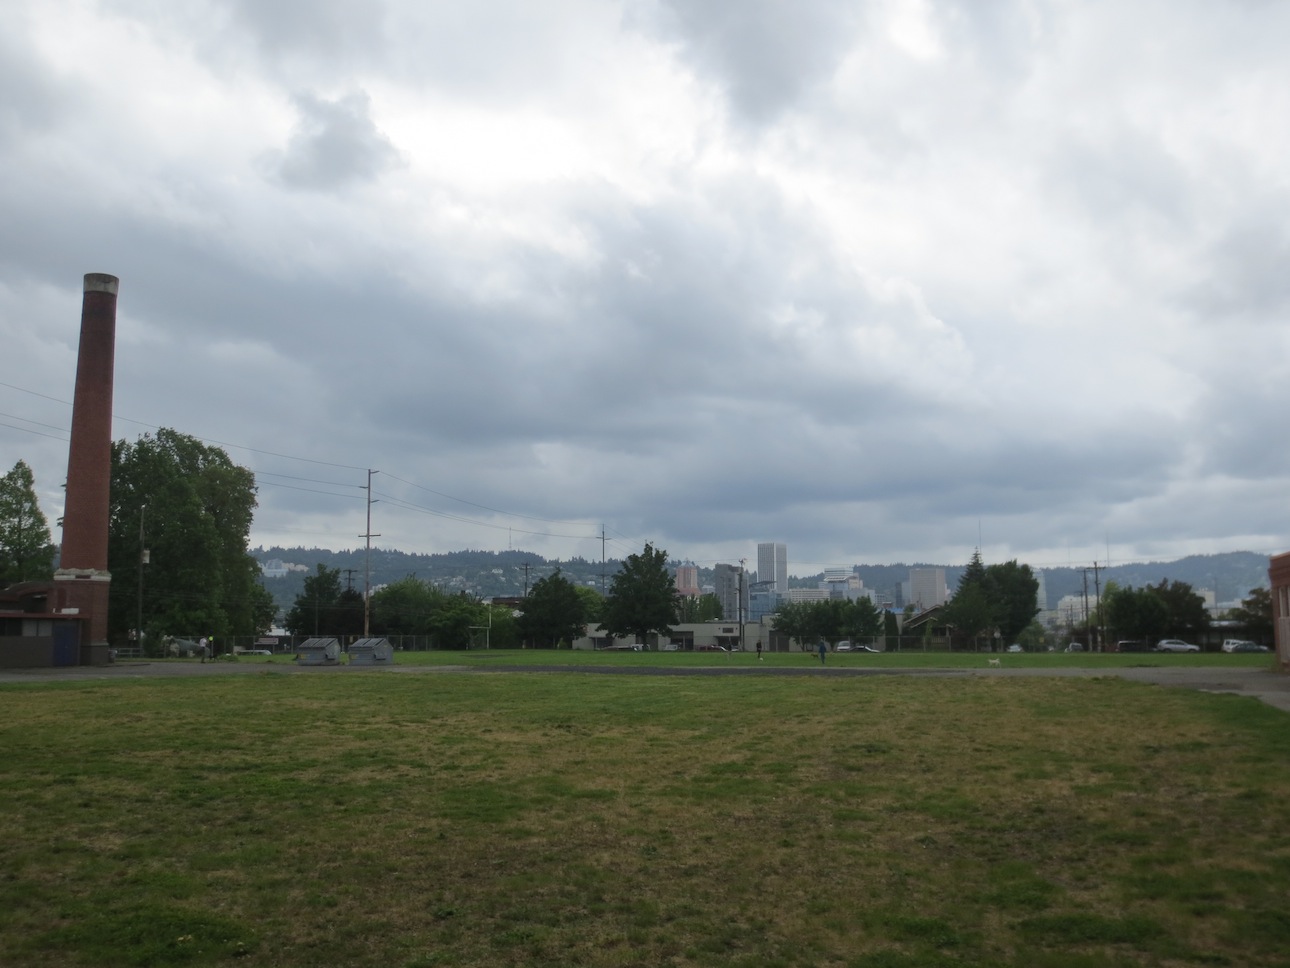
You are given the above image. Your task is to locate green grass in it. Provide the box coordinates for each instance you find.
[2,671,1288,966]
[204,646,1279,670]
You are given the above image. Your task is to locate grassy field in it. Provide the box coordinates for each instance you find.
[2,666,1288,967]
[264,646,1282,670]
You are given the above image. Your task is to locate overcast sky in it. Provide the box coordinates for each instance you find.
[3,0,1289,577]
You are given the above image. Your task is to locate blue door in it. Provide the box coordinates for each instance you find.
[52,622,80,666]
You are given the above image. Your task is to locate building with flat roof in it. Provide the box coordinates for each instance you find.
[674,561,700,599]
[757,542,787,593]
[907,568,948,609]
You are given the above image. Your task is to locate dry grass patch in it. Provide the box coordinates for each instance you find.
[1,673,1287,967]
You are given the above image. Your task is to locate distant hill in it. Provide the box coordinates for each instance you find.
[252,547,1271,615]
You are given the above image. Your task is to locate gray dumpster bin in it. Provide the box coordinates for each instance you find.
[295,637,341,665]
[348,638,394,665]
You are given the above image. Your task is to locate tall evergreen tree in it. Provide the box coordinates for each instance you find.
[0,460,56,585]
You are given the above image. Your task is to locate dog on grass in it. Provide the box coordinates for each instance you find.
[987,657,1001,668]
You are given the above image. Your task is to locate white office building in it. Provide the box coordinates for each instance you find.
[758,542,788,593]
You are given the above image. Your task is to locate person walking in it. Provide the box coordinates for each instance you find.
[817,639,827,665]
[756,640,763,661]
[198,636,208,663]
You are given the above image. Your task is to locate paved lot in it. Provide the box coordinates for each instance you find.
[3,660,1288,713]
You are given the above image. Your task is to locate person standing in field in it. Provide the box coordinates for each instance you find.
[817,639,827,664]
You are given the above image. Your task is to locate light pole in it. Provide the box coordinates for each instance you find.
[136,503,149,655]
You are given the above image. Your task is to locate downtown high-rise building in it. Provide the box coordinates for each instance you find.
[674,561,700,598]
[907,567,948,610]
[757,542,788,593]
[713,562,746,622]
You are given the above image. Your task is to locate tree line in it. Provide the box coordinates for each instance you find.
[284,542,703,648]
[1,431,275,654]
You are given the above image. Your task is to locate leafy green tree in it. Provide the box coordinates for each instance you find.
[519,570,588,647]
[333,587,366,637]
[430,593,489,648]
[942,551,1038,649]
[943,580,994,648]
[841,596,885,644]
[677,592,723,623]
[601,542,679,644]
[0,460,56,585]
[108,429,269,650]
[1149,579,1209,640]
[985,560,1040,644]
[772,599,814,650]
[488,604,520,648]
[1228,587,1272,643]
[369,577,498,647]
[575,585,604,624]
[370,575,442,634]
[284,564,345,636]
[1104,585,1170,644]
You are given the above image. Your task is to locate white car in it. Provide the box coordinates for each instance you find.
[1155,639,1200,653]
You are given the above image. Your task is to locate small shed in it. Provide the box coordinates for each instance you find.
[295,637,341,665]
[348,638,394,666]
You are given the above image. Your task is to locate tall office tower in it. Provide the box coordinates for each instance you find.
[713,563,745,622]
[1033,568,1048,611]
[908,567,948,609]
[757,542,787,593]
[675,561,700,599]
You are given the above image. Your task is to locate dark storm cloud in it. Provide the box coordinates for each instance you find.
[270,92,404,191]
[5,0,1290,568]
[644,0,864,124]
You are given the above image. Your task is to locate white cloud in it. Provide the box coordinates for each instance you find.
[3,0,1290,574]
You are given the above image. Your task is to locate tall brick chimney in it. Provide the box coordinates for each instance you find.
[53,273,118,664]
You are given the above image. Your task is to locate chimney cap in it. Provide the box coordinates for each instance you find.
[83,273,119,295]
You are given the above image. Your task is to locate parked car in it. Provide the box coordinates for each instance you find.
[1228,641,1270,653]
[1115,640,1148,652]
[1006,644,1023,653]
[835,641,854,652]
[696,645,728,652]
[1063,642,1084,652]
[1221,639,1262,653]
[1155,639,1200,653]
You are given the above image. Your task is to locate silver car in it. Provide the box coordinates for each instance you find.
[1155,639,1200,653]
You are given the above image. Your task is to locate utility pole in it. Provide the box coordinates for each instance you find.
[600,525,606,596]
[522,562,531,597]
[1092,561,1102,652]
[1081,569,1090,649]
[738,559,746,654]
[362,469,380,637]
[342,568,358,592]
[136,503,148,654]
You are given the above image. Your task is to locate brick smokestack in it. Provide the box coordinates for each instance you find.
[54,273,118,663]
